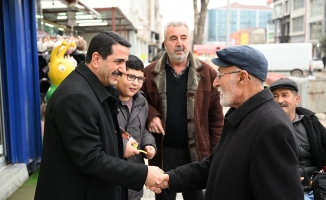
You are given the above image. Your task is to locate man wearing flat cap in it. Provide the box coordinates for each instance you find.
[148,45,303,200]
[270,78,326,200]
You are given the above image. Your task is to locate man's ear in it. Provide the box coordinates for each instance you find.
[238,70,249,83]
[295,94,301,106]
[91,52,100,68]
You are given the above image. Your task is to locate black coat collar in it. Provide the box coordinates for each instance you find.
[225,87,274,127]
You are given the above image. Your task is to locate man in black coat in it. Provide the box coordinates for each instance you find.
[149,46,303,200]
[270,78,326,200]
[34,31,164,200]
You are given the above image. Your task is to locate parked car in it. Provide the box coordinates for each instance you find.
[312,57,324,72]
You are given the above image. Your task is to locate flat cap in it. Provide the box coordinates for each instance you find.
[211,45,268,81]
[269,78,298,92]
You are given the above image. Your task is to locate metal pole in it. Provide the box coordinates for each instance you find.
[226,0,230,47]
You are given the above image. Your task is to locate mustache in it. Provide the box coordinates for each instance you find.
[279,102,288,107]
[112,71,122,76]
[216,86,222,93]
[174,47,184,52]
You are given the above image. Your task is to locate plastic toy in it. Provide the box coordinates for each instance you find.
[45,41,76,102]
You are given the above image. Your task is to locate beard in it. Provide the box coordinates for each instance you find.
[218,76,236,107]
[168,46,189,62]
[170,53,188,62]
[219,89,236,107]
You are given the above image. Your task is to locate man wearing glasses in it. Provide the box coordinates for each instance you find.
[149,45,303,200]
[116,54,156,200]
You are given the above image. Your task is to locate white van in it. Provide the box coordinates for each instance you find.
[249,43,312,77]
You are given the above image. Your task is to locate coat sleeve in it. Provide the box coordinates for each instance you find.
[166,156,211,192]
[140,100,156,149]
[141,64,162,126]
[207,66,224,151]
[140,129,156,150]
[54,92,148,191]
[250,122,303,200]
[316,117,326,152]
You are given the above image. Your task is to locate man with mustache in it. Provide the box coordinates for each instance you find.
[270,78,326,200]
[148,45,303,200]
[35,31,164,200]
[141,20,224,200]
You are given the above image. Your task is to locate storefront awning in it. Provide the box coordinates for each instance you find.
[42,1,136,33]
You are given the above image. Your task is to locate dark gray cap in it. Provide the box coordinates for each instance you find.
[269,78,298,92]
[211,45,268,81]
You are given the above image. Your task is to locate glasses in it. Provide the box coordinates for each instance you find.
[216,71,241,79]
[124,73,146,83]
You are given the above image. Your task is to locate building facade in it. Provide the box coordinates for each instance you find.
[272,0,326,57]
[230,27,268,46]
[38,0,163,63]
[205,3,273,45]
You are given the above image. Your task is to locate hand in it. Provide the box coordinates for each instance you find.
[148,117,165,135]
[144,145,156,159]
[124,140,139,158]
[146,174,169,194]
[145,166,165,188]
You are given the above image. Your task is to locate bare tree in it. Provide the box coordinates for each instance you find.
[193,0,210,49]
[320,35,326,54]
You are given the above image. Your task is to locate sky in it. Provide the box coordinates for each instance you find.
[159,0,271,30]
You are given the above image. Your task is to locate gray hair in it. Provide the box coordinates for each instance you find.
[164,21,190,39]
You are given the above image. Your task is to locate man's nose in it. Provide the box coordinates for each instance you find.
[176,38,183,46]
[119,64,126,73]
[213,76,220,88]
[274,96,282,103]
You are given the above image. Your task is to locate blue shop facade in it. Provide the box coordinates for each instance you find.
[0,0,42,172]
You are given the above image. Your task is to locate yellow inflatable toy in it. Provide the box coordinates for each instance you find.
[45,41,76,102]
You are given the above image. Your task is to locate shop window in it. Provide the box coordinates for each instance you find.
[310,0,323,17]
[293,0,304,10]
[292,16,304,32]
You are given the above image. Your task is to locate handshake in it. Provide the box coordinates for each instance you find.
[145,166,170,194]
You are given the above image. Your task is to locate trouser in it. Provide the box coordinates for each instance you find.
[155,146,204,200]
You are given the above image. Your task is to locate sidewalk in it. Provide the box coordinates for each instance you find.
[7,168,38,200]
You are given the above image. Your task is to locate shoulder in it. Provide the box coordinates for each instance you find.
[196,60,217,74]
[145,61,158,69]
[139,90,148,99]
[253,98,291,127]
[134,91,148,106]
[296,107,316,117]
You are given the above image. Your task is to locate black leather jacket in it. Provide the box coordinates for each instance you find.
[296,107,326,187]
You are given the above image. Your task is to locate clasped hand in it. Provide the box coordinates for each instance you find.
[145,166,169,194]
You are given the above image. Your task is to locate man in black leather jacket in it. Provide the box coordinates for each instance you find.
[270,78,326,200]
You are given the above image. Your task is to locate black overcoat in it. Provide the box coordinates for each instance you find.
[35,62,147,200]
[167,88,304,200]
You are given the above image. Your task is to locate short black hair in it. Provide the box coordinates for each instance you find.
[85,31,131,63]
[126,54,144,72]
